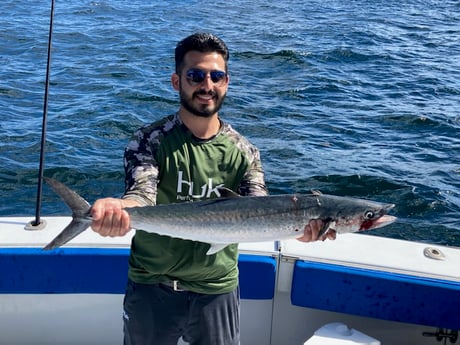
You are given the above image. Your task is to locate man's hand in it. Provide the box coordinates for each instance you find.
[91,198,134,237]
[297,219,337,242]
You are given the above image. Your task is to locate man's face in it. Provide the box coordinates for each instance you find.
[172,50,229,118]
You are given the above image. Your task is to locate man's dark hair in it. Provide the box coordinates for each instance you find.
[175,33,229,73]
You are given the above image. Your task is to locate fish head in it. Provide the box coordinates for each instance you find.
[328,197,396,234]
[357,202,396,231]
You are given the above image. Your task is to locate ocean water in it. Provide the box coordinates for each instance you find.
[1,0,459,247]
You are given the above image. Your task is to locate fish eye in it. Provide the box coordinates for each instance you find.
[364,210,375,219]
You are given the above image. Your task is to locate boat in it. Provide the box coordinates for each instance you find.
[2,3,458,343]
[1,215,459,344]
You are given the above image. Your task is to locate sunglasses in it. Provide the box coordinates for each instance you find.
[185,69,227,86]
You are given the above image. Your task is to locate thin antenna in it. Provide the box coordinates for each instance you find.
[26,0,55,230]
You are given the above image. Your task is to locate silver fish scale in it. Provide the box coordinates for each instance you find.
[43,177,395,251]
[128,196,301,243]
[126,194,388,244]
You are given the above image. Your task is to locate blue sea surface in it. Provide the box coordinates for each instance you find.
[1,0,459,246]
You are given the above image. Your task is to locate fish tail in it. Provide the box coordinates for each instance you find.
[43,218,91,250]
[43,177,92,250]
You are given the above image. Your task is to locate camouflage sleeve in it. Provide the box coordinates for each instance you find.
[122,127,159,206]
[238,146,268,197]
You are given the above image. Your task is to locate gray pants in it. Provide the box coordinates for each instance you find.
[123,279,240,345]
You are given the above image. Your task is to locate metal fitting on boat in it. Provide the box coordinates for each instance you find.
[423,247,446,261]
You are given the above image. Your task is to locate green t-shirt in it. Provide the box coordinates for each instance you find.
[123,113,267,294]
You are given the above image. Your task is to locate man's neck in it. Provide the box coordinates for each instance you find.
[178,109,221,139]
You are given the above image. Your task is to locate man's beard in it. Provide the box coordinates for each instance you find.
[180,89,226,118]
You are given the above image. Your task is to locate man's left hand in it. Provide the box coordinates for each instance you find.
[297,219,337,242]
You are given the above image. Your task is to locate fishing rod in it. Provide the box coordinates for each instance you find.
[26,0,55,230]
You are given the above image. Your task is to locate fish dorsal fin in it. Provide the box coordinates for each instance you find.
[217,187,240,198]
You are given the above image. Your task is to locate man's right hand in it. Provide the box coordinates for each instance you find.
[91,198,134,237]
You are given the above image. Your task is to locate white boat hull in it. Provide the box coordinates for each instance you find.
[1,216,459,344]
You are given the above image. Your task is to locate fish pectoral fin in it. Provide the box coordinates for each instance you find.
[206,243,230,255]
[317,219,335,238]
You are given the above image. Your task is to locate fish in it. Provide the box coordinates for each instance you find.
[43,177,396,254]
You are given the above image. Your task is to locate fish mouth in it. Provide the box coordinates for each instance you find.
[370,214,397,229]
[372,203,396,229]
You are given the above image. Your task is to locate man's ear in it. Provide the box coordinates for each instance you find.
[171,73,180,91]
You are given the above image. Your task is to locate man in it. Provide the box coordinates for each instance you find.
[91,33,335,345]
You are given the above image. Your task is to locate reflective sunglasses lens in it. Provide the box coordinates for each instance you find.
[210,71,226,83]
[187,70,206,83]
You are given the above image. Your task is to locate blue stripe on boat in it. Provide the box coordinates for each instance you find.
[291,260,460,330]
[238,253,276,299]
[0,248,129,294]
[0,248,276,299]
